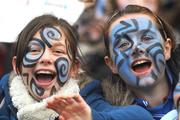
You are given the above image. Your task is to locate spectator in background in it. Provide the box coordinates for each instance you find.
[74,3,109,81]
[79,0,96,8]
[104,0,159,16]
[0,43,7,78]
[159,0,180,41]
[0,43,13,79]
[95,0,107,19]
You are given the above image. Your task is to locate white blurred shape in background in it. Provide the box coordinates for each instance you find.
[0,0,85,42]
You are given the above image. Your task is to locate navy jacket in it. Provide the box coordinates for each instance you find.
[80,80,153,120]
[0,74,17,120]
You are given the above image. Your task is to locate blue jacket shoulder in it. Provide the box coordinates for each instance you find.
[80,80,153,120]
[0,73,17,120]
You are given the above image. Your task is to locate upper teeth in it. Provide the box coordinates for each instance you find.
[134,60,147,66]
[36,70,53,74]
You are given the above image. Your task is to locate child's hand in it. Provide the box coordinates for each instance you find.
[47,93,92,120]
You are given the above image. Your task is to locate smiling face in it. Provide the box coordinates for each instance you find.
[19,26,72,101]
[107,14,171,87]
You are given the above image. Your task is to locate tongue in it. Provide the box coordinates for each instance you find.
[37,75,53,83]
[134,64,150,73]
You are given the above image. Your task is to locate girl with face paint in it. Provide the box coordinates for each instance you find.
[0,14,81,120]
[103,5,180,120]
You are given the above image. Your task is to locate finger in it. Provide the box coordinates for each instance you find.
[47,99,68,114]
[51,96,69,107]
[59,115,65,120]
[61,111,71,120]
[73,94,85,104]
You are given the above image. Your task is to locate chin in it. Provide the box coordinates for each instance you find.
[138,77,156,87]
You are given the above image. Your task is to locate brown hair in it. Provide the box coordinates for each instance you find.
[14,14,78,74]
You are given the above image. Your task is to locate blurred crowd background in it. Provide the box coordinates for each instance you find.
[0,0,180,80]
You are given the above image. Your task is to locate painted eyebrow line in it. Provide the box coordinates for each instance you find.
[141,29,156,35]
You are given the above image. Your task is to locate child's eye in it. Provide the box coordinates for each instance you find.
[53,49,65,55]
[31,49,38,52]
[29,48,41,54]
[55,50,62,53]
[141,35,154,42]
[118,39,131,51]
[119,42,129,48]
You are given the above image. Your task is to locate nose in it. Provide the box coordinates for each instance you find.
[39,49,53,65]
[131,44,145,56]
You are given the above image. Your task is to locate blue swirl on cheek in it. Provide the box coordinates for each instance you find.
[147,42,165,78]
[55,57,70,83]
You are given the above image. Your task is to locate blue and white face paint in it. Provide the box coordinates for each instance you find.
[23,39,45,67]
[55,57,70,83]
[22,26,71,100]
[40,26,61,48]
[109,16,166,87]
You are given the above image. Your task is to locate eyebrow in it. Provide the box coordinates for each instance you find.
[52,41,66,48]
[141,29,156,35]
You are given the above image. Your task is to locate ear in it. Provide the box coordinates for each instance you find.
[104,56,118,74]
[164,38,172,60]
[12,56,18,74]
[70,59,80,78]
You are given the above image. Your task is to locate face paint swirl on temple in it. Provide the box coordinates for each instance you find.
[40,26,61,48]
[109,16,166,87]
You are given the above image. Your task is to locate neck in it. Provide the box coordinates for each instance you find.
[130,74,169,107]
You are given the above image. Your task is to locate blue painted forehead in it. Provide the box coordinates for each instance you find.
[109,17,158,40]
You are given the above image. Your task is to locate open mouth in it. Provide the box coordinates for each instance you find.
[35,70,56,87]
[131,59,152,76]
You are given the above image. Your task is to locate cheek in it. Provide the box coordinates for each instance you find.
[55,57,71,83]
[22,66,33,73]
[112,46,129,67]
[23,53,42,68]
[21,72,33,88]
[21,67,35,81]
